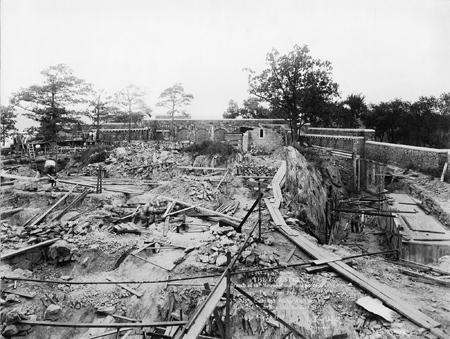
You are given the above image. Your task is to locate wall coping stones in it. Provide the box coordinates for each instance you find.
[305,134,365,140]
[307,128,375,133]
[366,141,448,154]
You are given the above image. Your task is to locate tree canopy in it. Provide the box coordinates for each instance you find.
[361,94,450,148]
[10,64,92,142]
[157,83,193,117]
[222,97,275,119]
[247,45,339,141]
[0,105,17,145]
[157,83,193,139]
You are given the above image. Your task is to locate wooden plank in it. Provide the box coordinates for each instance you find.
[213,170,228,193]
[2,289,36,299]
[1,239,59,261]
[385,259,450,276]
[181,279,227,339]
[17,320,187,328]
[162,202,175,219]
[329,261,441,330]
[87,328,133,339]
[0,208,24,217]
[163,217,170,237]
[131,253,174,271]
[28,185,77,228]
[176,166,228,171]
[0,172,47,182]
[441,162,448,182]
[121,330,133,339]
[111,314,141,323]
[399,269,450,288]
[166,203,205,217]
[52,177,143,194]
[284,249,296,263]
[106,277,143,298]
[131,242,155,256]
[159,196,241,224]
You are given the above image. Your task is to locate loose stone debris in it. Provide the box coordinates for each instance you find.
[1,141,449,339]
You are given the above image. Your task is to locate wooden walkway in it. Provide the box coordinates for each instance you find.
[265,161,449,339]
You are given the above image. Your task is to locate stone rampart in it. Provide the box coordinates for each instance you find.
[365,141,448,171]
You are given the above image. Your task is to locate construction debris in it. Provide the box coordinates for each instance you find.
[1,142,450,339]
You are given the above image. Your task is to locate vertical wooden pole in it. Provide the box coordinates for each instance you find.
[357,156,361,192]
[225,252,231,339]
[99,165,103,194]
[258,182,262,243]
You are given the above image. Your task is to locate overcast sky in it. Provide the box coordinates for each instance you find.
[2,0,449,130]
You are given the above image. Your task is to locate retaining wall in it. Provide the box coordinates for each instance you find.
[304,134,365,155]
[365,141,448,171]
[306,127,375,140]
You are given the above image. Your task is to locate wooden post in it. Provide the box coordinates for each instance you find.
[441,162,448,182]
[99,165,103,194]
[204,283,225,339]
[258,181,262,242]
[357,155,361,191]
[225,252,231,339]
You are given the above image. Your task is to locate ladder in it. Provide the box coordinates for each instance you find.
[27,143,38,171]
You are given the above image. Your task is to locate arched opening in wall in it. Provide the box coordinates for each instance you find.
[196,129,210,144]
[214,129,226,142]
[177,128,191,142]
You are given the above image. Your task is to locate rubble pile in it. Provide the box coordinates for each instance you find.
[79,142,192,180]
[236,164,277,177]
[195,222,279,267]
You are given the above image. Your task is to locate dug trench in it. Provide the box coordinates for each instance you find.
[1,143,449,339]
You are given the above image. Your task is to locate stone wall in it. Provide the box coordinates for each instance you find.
[304,134,365,155]
[246,126,286,153]
[365,141,448,171]
[306,127,375,140]
[98,119,288,145]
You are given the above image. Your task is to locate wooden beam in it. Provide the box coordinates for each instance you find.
[50,177,143,194]
[398,269,450,288]
[165,203,206,217]
[204,283,225,339]
[179,279,227,339]
[2,289,36,299]
[17,320,187,328]
[159,196,241,224]
[86,327,132,339]
[0,172,47,182]
[213,170,228,194]
[284,249,296,263]
[28,185,77,228]
[385,259,450,276]
[264,162,448,339]
[441,162,448,182]
[0,208,24,218]
[131,253,174,271]
[162,202,176,219]
[1,239,59,261]
[106,277,143,298]
[176,166,228,171]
